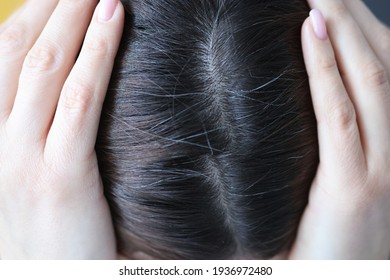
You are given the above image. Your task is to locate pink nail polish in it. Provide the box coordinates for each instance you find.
[99,0,117,22]
[309,9,328,41]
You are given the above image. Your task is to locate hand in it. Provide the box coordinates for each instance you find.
[289,0,390,259]
[0,0,124,259]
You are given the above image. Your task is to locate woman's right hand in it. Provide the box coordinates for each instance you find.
[290,0,390,259]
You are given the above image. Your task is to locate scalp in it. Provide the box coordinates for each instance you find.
[96,0,318,259]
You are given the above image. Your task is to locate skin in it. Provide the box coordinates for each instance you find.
[0,0,124,259]
[0,0,389,259]
[289,0,390,259]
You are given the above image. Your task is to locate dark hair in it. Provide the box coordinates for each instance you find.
[96,0,318,259]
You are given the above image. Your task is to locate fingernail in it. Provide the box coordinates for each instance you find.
[310,9,328,41]
[99,0,117,22]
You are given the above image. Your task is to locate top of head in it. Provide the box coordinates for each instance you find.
[96,0,318,260]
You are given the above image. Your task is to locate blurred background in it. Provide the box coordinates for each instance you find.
[364,0,390,26]
[0,1,389,28]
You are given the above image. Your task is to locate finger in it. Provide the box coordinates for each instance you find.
[343,0,390,72]
[308,0,390,161]
[45,0,124,160]
[0,3,26,34]
[301,12,366,178]
[7,0,98,141]
[0,0,58,122]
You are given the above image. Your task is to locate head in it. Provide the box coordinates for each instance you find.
[96,0,318,259]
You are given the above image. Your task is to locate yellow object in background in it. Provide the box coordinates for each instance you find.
[0,0,25,23]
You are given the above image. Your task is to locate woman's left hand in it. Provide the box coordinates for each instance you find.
[290,0,390,259]
[0,0,124,259]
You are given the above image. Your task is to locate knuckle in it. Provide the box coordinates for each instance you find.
[84,36,110,58]
[0,23,27,56]
[319,55,338,74]
[328,99,356,131]
[25,43,60,73]
[62,82,94,116]
[329,2,349,20]
[364,59,389,89]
